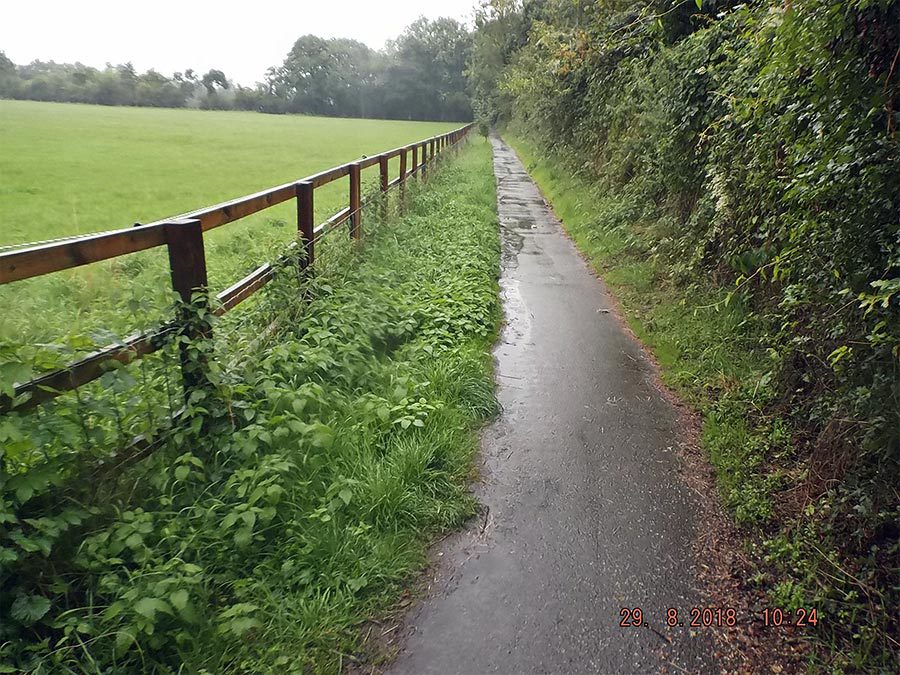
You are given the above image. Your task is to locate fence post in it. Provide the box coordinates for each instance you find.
[399,147,408,212]
[421,142,428,179]
[379,154,389,219]
[164,218,210,400]
[412,144,418,178]
[296,181,314,270]
[349,161,362,240]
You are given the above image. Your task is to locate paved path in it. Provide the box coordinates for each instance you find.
[386,138,717,674]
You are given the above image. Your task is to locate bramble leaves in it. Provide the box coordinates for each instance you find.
[11,594,51,625]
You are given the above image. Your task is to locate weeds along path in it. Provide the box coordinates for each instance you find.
[386,137,717,673]
[1,141,501,672]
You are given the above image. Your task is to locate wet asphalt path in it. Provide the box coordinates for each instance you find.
[386,138,717,674]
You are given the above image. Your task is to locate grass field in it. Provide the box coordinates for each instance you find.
[0,101,459,343]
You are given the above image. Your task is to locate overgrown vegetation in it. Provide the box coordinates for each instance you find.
[0,141,500,672]
[473,0,898,669]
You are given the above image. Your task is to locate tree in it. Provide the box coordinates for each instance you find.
[0,51,14,75]
[0,12,479,122]
[201,69,229,94]
[384,17,473,121]
[136,69,184,107]
[270,35,381,117]
[0,50,17,96]
[468,0,543,125]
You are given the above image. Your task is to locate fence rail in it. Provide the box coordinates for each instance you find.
[1,123,474,413]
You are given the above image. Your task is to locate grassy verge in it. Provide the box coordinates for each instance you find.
[504,135,895,670]
[1,139,500,673]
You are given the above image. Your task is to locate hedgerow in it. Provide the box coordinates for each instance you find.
[0,140,500,672]
[489,0,898,669]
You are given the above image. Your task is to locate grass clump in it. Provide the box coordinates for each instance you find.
[0,139,500,672]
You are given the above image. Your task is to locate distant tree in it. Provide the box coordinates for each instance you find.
[468,0,542,125]
[0,51,13,75]
[136,69,184,107]
[117,62,137,81]
[0,50,17,96]
[268,19,473,121]
[201,69,229,94]
[92,67,133,106]
[270,35,380,117]
[383,17,473,121]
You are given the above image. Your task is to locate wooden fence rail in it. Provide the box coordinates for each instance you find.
[1,123,474,413]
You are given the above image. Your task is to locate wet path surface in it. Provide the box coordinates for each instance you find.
[386,138,717,674]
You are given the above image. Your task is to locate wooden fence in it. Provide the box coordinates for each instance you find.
[0,123,474,414]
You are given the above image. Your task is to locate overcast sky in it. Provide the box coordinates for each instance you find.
[1,0,477,86]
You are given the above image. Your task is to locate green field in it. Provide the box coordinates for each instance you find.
[0,101,458,343]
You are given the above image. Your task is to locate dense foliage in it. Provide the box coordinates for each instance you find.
[0,16,473,121]
[266,19,472,121]
[0,143,500,671]
[471,0,898,669]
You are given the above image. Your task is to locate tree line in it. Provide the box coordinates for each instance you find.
[0,16,472,121]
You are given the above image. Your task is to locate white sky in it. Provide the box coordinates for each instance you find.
[1,0,476,87]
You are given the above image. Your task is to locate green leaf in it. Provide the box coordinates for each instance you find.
[0,546,19,565]
[11,594,51,625]
[169,589,189,612]
[348,575,368,592]
[234,528,253,548]
[338,488,353,506]
[134,597,172,621]
[229,616,261,637]
[114,628,137,656]
[174,465,190,481]
[311,425,334,449]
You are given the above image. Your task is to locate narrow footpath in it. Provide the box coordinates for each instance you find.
[386,138,718,674]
